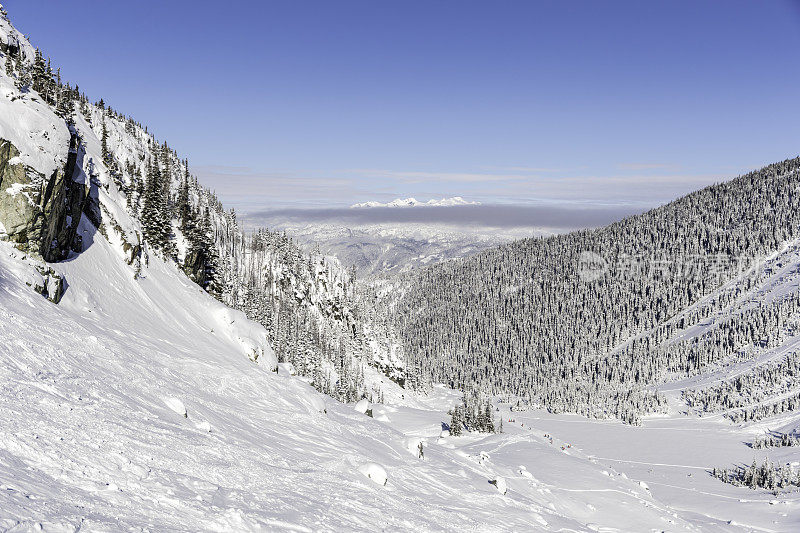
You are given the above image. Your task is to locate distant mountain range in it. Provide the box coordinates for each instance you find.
[350,196,480,208]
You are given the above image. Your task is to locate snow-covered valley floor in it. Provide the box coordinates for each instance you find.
[501,407,800,532]
[1,233,799,532]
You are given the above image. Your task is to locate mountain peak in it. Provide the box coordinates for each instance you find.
[350,196,480,209]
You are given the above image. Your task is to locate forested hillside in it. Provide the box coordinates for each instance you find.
[0,8,373,404]
[390,157,800,422]
[4,0,800,429]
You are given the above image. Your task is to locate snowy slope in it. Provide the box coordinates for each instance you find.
[659,236,800,425]
[0,8,687,531]
[1,5,799,531]
[0,240,708,531]
[0,15,62,178]
[0,0,374,405]
[3,233,796,531]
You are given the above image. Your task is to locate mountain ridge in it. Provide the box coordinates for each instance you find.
[2,5,800,530]
[350,196,480,208]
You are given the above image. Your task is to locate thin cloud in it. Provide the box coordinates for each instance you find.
[464,173,725,205]
[616,163,677,171]
[348,169,531,183]
[193,165,363,208]
[193,164,258,176]
[481,165,572,173]
[243,204,644,231]
[193,162,734,213]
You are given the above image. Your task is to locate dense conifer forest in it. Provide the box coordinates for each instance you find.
[387,158,800,423]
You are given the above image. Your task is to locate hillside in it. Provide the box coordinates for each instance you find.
[389,156,800,423]
[2,4,800,531]
[0,8,748,531]
[3,229,800,530]
[7,229,751,531]
[0,6,384,405]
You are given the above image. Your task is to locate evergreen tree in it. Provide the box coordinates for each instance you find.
[56,80,74,120]
[30,48,47,94]
[141,157,167,249]
[4,49,13,77]
[101,116,111,167]
[44,57,55,103]
[176,173,191,230]
[14,57,30,91]
[449,406,463,436]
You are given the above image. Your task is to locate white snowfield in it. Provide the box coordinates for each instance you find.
[4,234,799,533]
[3,222,800,532]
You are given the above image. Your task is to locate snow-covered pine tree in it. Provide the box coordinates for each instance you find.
[30,47,46,95]
[449,406,463,436]
[14,55,29,91]
[141,157,167,250]
[101,115,111,167]
[4,46,13,76]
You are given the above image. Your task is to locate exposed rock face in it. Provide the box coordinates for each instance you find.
[0,138,44,245]
[184,247,210,288]
[39,133,89,261]
[0,134,92,262]
[29,264,66,304]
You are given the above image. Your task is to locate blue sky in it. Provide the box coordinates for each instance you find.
[5,0,800,209]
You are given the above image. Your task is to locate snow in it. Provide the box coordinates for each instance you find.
[0,13,69,179]
[0,8,798,532]
[278,362,296,376]
[164,397,188,418]
[3,228,745,530]
[195,420,212,432]
[499,407,800,532]
[213,307,278,368]
[350,196,480,208]
[254,217,543,278]
[354,398,370,414]
[403,437,426,458]
[357,462,388,486]
[490,476,507,495]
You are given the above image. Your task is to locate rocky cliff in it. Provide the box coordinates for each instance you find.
[0,132,93,262]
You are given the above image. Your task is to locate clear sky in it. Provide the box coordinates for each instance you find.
[5,0,800,210]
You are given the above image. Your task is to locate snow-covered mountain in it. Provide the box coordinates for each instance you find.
[386,156,800,421]
[2,234,754,531]
[254,218,541,278]
[248,204,637,279]
[2,5,800,531]
[350,196,479,208]
[0,4,381,405]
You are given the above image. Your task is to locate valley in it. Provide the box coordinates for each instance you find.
[0,2,799,532]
